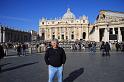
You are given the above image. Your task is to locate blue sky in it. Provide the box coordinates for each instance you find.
[0,0,124,31]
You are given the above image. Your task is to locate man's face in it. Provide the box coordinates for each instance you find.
[51,41,57,48]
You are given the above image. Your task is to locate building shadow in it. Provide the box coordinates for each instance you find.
[63,68,84,82]
[0,63,11,67]
[0,62,38,73]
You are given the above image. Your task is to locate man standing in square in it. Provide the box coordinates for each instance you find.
[44,39,66,82]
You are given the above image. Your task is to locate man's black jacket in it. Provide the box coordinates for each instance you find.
[44,47,66,67]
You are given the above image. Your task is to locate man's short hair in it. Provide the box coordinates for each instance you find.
[51,39,59,44]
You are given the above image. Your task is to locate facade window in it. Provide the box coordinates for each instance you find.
[51,27,55,33]
[52,32,55,34]
[52,21,54,24]
[42,22,44,25]
[61,27,64,33]
[58,36,60,39]
[71,20,73,23]
[122,19,124,21]
[61,35,64,40]
[83,20,85,23]
[71,34,74,39]
[115,28,118,34]
[109,28,113,34]
[52,35,55,40]
[66,36,68,40]
[57,28,59,31]
[83,32,86,39]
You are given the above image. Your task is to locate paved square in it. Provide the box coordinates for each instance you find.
[0,50,124,82]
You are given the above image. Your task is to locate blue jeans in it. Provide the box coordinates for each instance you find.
[48,65,63,82]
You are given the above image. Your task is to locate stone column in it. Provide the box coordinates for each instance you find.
[74,27,76,40]
[60,27,62,41]
[94,27,100,42]
[118,27,122,42]
[55,27,58,39]
[103,28,109,42]
[78,27,82,40]
[3,30,5,42]
[86,26,89,41]
[76,27,78,40]
[113,28,115,34]
[68,27,71,41]
[66,27,68,40]
[49,28,52,40]
[58,27,60,41]
[45,28,47,40]
[64,27,66,40]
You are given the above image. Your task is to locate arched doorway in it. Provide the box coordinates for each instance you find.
[71,34,74,39]
[120,27,124,41]
[83,32,86,39]
[99,28,105,41]
[41,33,45,40]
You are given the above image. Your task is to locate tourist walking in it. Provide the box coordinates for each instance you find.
[88,42,92,52]
[100,41,106,56]
[122,42,124,52]
[91,42,96,55]
[22,44,26,56]
[105,42,111,56]
[115,42,120,51]
[2,43,8,56]
[17,44,22,56]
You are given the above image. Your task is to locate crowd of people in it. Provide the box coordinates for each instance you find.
[14,43,27,56]
[0,41,124,57]
[100,42,111,56]
[71,41,124,55]
[0,40,124,72]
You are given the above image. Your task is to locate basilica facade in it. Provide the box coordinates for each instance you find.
[39,8,124,42]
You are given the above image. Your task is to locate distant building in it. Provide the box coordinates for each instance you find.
[39,8,90,41]
[0,25,31,43]
[31,30,39,41]
[93,10,124,42]
[39,8,124,42]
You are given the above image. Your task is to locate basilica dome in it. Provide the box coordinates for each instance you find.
[62,8,76,20]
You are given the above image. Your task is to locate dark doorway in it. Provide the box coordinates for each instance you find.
[99,28,105,41]
[52,35,55,40]
[120,27,124,41]
[83,32,86,39]
[71,34,74,39]
[41,33,45,40]
[61,35,64,40]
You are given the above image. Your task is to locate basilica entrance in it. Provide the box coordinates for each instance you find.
[41,33,45,40]
[99,28,105,41]
[83,32,86,39]
[120,27,124,41]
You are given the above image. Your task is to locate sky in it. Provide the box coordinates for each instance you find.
[0,0,124,32]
